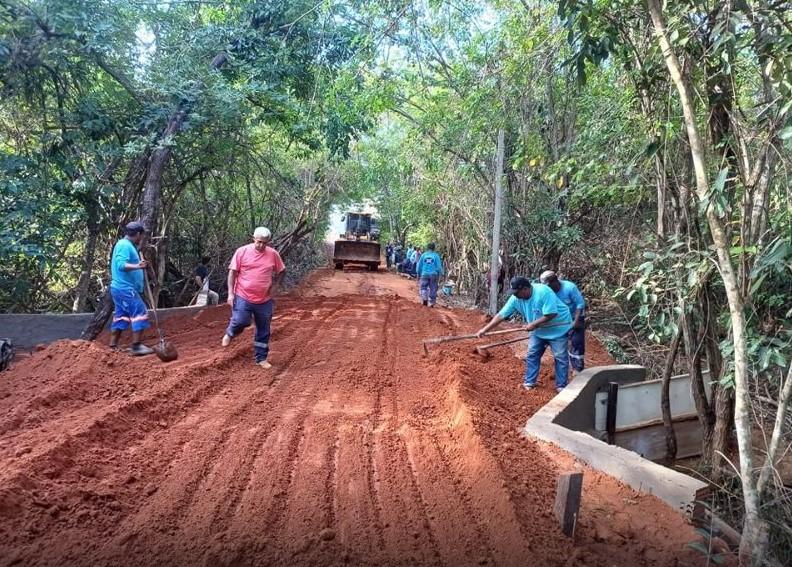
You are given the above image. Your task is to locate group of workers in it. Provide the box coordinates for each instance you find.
[109,223,584,393]
[385,242,422,276]
[393,241,585,391]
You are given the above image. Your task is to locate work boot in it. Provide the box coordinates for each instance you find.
[221,334,232,347]
[257,360,272,370]
[422,300,428,306]
[130,343,154,356]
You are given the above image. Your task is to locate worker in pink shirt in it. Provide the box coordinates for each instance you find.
[221,227,286,369]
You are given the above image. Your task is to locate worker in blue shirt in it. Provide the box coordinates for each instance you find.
[476,276,572,392]
[403,244,414,273]
[416,242,444,307]
[108,221,153,356]
[541,271,586,372]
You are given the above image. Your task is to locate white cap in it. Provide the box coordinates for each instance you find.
[539,270,557,283]
[253,227,272,240]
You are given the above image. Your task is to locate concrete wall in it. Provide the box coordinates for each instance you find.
[523,365,709,513]
[0,305,208,350]
[592,371,712,432]
[553,365,645,432]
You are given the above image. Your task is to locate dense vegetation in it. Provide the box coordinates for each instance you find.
[1,1,790,564]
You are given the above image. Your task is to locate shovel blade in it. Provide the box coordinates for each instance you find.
[154,341,179,362]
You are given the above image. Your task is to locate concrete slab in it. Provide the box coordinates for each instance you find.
[523,365,709,514]
[0,305,208,350]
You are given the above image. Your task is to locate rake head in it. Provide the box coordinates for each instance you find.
[474,345,492,360]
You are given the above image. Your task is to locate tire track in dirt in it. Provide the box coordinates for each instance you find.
[149,296,384,564]
[0,300,347,565]
[0,346,255,493]
[1,270,704,567]
[258,298,392,563]
[100,299,351,564]
[372,300,444,565]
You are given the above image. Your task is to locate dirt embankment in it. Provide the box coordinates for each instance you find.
[0,268,702,566]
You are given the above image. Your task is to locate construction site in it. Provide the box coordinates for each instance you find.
[0,267,708,567]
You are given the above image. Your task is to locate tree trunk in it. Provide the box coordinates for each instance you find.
[139,50,233,272]
[653,154,666,238]
[646,1,766,562]
[72,203,100,313]
[245,175,256,234]
[701,279,734,480]
[711,385,735,481]
[680,301,715,462]
[156,235,169,307]
[140,109,188,239]
[757,364,792,494]
[489,129,505,316]
[80,290,113,341]
[661,316,683,465]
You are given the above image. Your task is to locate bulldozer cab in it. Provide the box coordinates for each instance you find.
[334,211,381,271]
[344,213,379,240]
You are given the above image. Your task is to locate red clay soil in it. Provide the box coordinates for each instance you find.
[0,268,705,566]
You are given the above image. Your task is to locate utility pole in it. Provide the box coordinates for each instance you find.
[489,129,505,315]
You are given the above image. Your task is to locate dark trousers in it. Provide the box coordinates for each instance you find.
[226,297,274,362]
[419,275,439,305]
[569,315,585,371]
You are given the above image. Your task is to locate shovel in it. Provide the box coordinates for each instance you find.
[143,271,179,362]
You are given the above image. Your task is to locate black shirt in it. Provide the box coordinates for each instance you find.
[195,265,209,281]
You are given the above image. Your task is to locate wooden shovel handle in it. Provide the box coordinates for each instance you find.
[477,334,530,352]
[423,327,525,346]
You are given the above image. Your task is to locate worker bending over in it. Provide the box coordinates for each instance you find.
[194,256,219,305]
[540,270,586,372]
[477,276,572,392]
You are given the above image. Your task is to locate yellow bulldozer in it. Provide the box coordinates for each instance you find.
[333,212,381,271]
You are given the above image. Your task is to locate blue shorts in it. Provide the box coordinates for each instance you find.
[110,287,150,332]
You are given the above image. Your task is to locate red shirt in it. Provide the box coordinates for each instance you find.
[228,244,285,304]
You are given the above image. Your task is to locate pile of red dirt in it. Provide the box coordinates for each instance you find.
[0,268,706,566]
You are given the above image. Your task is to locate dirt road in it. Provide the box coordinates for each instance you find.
[0,268,699,566]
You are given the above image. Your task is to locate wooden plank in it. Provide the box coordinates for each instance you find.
[615,413,699,433]
[553,472,583,537]
[614,419,704,461]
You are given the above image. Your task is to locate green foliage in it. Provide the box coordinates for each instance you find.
[0,0,383,311]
